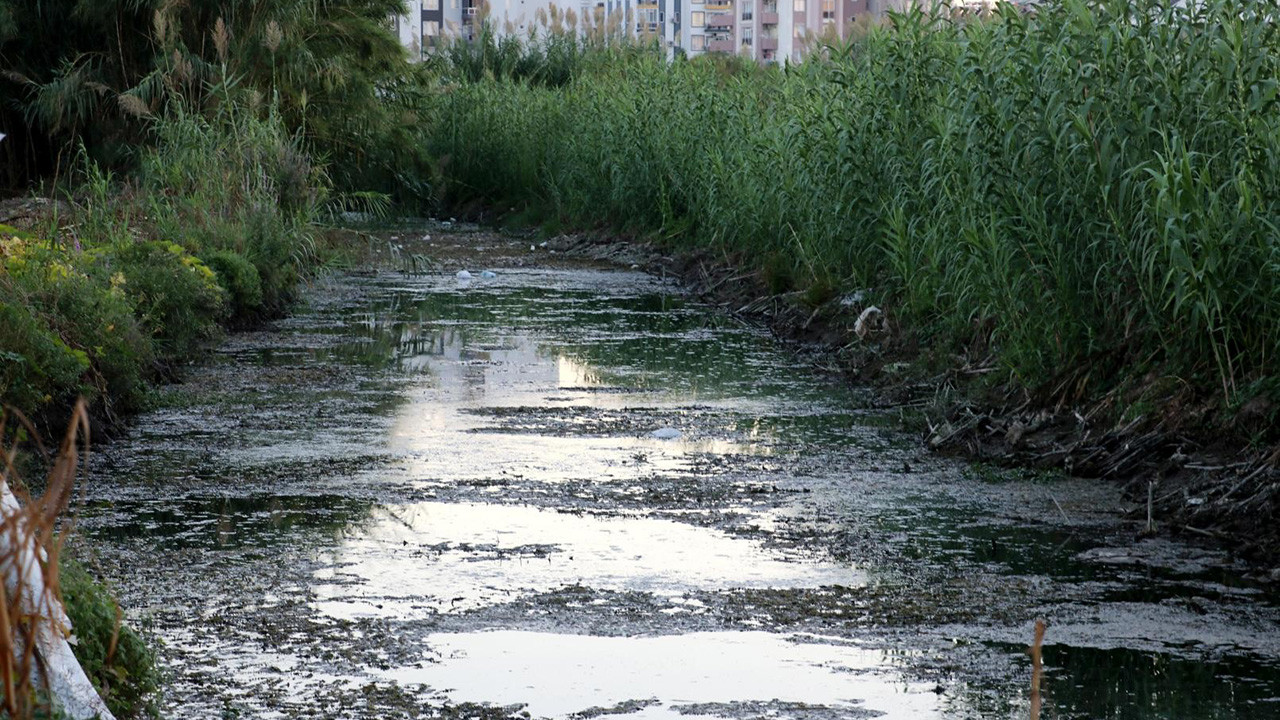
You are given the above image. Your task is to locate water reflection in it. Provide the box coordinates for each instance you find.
[79,265,1280,719]
[312,502,860,619]
[387,631,941,719]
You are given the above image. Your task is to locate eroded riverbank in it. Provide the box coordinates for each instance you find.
[77,224,1280,719]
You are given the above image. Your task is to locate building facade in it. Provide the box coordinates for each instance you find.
[396,0,919,63]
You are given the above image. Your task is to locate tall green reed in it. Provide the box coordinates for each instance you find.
[420,0,1280,421]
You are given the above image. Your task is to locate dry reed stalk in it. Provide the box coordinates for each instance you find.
[1030,618,1046,720]
[0,401,115,720]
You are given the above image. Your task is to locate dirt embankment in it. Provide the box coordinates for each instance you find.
[538,231,1280,572]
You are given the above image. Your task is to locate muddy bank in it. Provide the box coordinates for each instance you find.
[77,223,1280,719]
[525,231,1280,572]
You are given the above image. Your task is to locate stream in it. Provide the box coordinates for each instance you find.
[79,225,1280,719]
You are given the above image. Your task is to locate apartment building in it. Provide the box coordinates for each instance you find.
[392,0,452,59]
[395,0,649,58]
[395,0,906,63]
[680,0,923,62]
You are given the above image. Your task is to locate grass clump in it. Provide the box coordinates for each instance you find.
[420,0,1280,439]
[59,558,160,719]
[133,103,321,322]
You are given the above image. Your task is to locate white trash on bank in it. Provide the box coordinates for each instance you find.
[650,427,682,440]
[456,270,473,281]
[480,270,497,279]
[854,306,884,339]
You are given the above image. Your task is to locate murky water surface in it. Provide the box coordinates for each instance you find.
[81,229,1280,718]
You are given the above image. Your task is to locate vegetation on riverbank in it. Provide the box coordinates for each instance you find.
[60,557,161,718]
[421,0,1280,448]
[1,103,321,431]
[0,402,157,719]
[0,0,435,429]
[2,4,417,706]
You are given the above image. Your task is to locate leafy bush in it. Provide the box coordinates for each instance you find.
[0,216,241,422]
[202,250,265,321]
[106,240,226,364]
[1,233,152,417]
[0,295,90,415]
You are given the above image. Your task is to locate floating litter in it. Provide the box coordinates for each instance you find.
[650,427,682,440]
[480,270,497,279]
[456,270,473,281]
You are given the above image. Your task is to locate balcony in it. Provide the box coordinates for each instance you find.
[707,37,736,52]
[706,12,735,27]
[759,36,778,50]
[761,11,779,23]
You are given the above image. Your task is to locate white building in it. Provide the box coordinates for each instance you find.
[395,0,922,64]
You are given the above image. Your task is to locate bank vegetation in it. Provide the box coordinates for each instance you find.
[420,0,1280,454]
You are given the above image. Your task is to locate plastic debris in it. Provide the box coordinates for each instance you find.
[456,270,473,281]
[840,290,867,307]
[854,306,884,339]
[480,270,497,279]
[650,427,682,440]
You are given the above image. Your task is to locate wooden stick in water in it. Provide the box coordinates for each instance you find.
[1030,618,1046,720]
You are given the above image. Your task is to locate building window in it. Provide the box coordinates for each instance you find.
[821,0,834,18]
[742,27,753,44]
[425,0,440,10]
[422,19,440,46]
[793,0,804,11]
[742,1,753,19]
[692,11,705,26]
[691,34,705,50]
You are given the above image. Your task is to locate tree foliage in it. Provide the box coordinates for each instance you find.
[0,0,426,198]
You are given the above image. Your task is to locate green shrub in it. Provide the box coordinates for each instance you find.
[106,241,226,366]
[60,558,159,719]
[1,234,152,416]
[0,294,90,414]
[202,250,264,320]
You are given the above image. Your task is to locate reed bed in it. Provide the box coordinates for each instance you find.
[422,0,1280,426]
